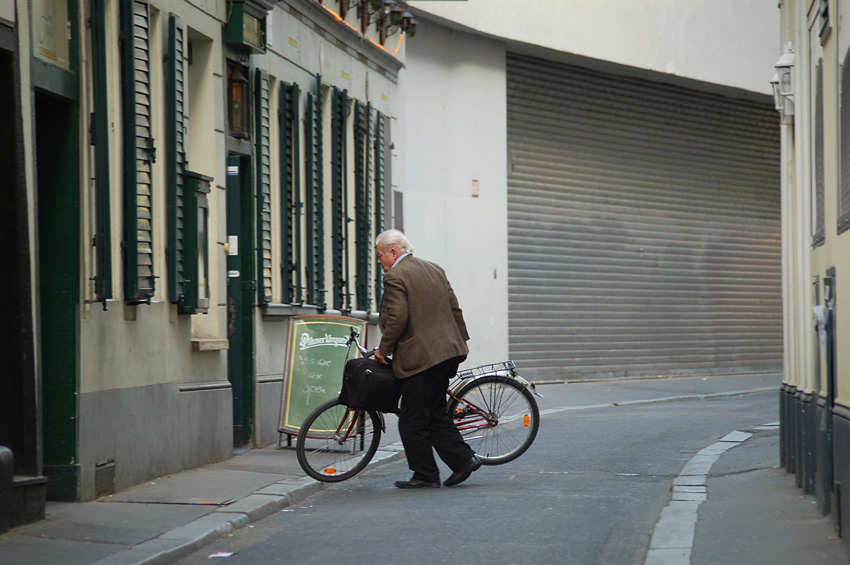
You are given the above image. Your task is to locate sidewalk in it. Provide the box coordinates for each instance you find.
[0,373,846,565]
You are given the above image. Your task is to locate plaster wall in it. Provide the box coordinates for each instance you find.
[78,2,228,395]
[410,0,781,96]
[400,23,509,368]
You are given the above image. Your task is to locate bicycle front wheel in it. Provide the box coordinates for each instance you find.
[447,375,540,465]
[296,398,382,482]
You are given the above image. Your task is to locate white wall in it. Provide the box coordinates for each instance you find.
[410,0,780,96]
[400,24,509,367]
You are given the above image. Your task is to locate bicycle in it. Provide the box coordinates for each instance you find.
[295,327,541,482]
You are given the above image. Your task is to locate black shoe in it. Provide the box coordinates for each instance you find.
[443,455,482,487]
[394,478,441,489]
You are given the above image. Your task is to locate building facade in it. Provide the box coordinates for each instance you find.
[777,0,850,546]
[1,0,406,529]
[1,0,786,533]
[404,0,784,380]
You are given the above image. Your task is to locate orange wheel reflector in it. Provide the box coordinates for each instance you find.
[324,468,337,474]
[523,414,530,428]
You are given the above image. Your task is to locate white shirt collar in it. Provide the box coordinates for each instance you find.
[391,252,409,269]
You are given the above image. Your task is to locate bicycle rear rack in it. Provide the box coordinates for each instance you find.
[455,360,517,381]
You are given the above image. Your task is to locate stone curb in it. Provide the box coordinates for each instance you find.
[89,445,406,565]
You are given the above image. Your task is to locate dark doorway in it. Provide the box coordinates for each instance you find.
[226,154,256,447]
[35,90,80,501]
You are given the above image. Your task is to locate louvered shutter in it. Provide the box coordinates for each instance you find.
[373,111,388,305]
[121,0,155,303]
[255,69,272,305]
[506,53,782,380]
[331,87,349,311]
[279,82,302,303]
[354,101,372,311]
[814,62,825,245]
[841,50,850,234]
[91,0,112,304]
[167,14,187,304]
[305,75,325,307]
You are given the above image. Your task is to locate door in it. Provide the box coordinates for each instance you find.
[226,154,256,447]
[36,92,80,499]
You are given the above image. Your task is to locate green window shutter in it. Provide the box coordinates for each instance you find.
[353,101,371,311]
[91,0,112,306]
[305,75,325,308]
[814,62,825,246]
[279,81,302,303]
[121,0,156,303]
[255,69,272,305]
[166,14,187,305]
[331,87,349,311]
[180,171,212,315]
[840,50,850,234]
[373,111,388,305]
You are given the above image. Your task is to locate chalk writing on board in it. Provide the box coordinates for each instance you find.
[297,355,334,368]
[302,383,327,405]
[279,316,368,436]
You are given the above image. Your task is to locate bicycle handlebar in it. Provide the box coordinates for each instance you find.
[347,326,377,358]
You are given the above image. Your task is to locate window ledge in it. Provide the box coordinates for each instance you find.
[262,304,379,324]
[191,338,229,352]
[262,303,321,320]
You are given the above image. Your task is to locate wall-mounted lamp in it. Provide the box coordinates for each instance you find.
[401,11,417,36]
[227,65,250,138]
[773,43,795,121]
[388,4,405,26]
[770,73,782,111]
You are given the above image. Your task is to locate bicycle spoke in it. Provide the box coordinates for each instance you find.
[448,375,540,465]
[297,400,382,482]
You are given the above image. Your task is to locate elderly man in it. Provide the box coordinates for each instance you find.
[374,229,481,488]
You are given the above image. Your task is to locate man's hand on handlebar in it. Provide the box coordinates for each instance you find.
[374,349,389,364]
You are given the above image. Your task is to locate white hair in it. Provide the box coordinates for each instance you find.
[376,229,413,254]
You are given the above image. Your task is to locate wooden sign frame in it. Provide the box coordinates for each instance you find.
[277,315,367,439]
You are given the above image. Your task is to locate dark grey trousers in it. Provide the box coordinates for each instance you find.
[398,356,474,483]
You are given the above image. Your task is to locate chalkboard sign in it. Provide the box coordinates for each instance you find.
[278,315,367,436]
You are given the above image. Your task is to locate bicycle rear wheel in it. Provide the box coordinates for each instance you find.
[447,375,540,465]
[296,398,382,482]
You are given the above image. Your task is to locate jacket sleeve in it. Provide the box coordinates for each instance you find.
[378,272,409,356]
[447,279,470,342]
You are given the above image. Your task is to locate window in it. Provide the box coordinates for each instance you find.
[268,75,391,313]
[180,172,211,314]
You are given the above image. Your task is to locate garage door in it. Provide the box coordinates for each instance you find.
[507,53,782,380]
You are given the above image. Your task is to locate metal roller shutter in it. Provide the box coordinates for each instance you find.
[507,53,782,380]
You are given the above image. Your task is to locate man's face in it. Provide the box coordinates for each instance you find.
[376,241,399,273]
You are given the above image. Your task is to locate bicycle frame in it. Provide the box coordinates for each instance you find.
[343,326,538,433]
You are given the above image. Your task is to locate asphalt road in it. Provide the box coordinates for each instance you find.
[177,384,779,565]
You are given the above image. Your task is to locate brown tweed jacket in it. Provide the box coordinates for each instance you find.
[378,255,470,379]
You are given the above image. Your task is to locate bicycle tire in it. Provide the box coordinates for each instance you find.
[447,375,540,465]
[296,398,382,482]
